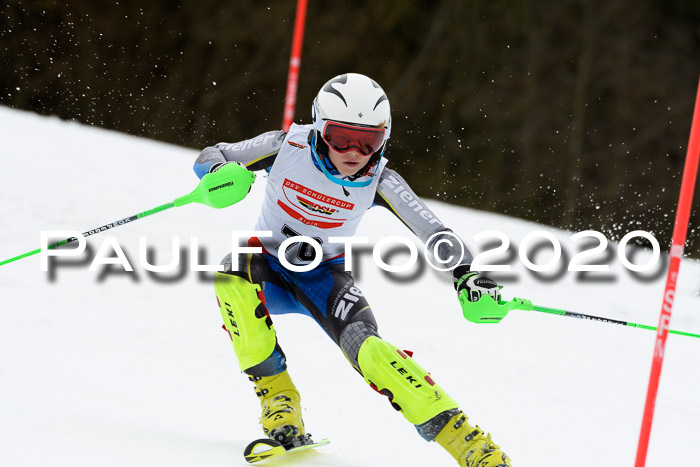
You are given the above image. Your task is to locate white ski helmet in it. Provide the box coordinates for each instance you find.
[311,73,391,185]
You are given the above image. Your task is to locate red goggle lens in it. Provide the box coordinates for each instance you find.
[322,121,385,156]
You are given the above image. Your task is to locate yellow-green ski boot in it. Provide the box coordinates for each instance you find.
[435,410,511,467]
[249,369,308,448]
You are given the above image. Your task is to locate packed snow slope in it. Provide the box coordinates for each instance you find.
[1,106,699,467]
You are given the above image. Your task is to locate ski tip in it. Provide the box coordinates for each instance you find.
[244,439,285,463]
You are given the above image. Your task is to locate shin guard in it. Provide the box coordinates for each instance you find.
[357,336,458,425]
[214,272,277,372]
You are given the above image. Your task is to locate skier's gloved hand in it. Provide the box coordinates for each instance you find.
[454,270,502,303]
[206,161,255,198]
[208,160,246,174]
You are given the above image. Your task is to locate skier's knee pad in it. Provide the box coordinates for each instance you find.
[219,251,245,273]
[214,272,277,372]
[357,336,458,425]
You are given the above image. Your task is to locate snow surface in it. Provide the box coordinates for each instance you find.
[1,106,699,467]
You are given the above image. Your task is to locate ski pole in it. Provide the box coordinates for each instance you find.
[0,163,255,267]
[460,295,700,339]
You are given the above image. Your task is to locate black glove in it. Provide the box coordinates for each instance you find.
[454,270,501,303]
[208,161,245,173]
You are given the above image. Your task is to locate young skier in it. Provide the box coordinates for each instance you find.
[193,73,512,467]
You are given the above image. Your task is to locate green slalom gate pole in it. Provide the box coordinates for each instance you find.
[459,294,700,339]
[0,163,255,267]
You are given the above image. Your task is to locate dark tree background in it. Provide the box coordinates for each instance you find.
[2,0,700,255]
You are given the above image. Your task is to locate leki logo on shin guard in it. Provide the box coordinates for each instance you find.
[390,361,423,389]
[226,304,240,336]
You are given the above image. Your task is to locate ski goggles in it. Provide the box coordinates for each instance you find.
[321,121,386,156]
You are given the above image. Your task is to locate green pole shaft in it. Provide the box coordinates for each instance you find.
[1,162,256,268]
[0,201,175,267]
[136,202,176,219]
[530,303,700,339]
